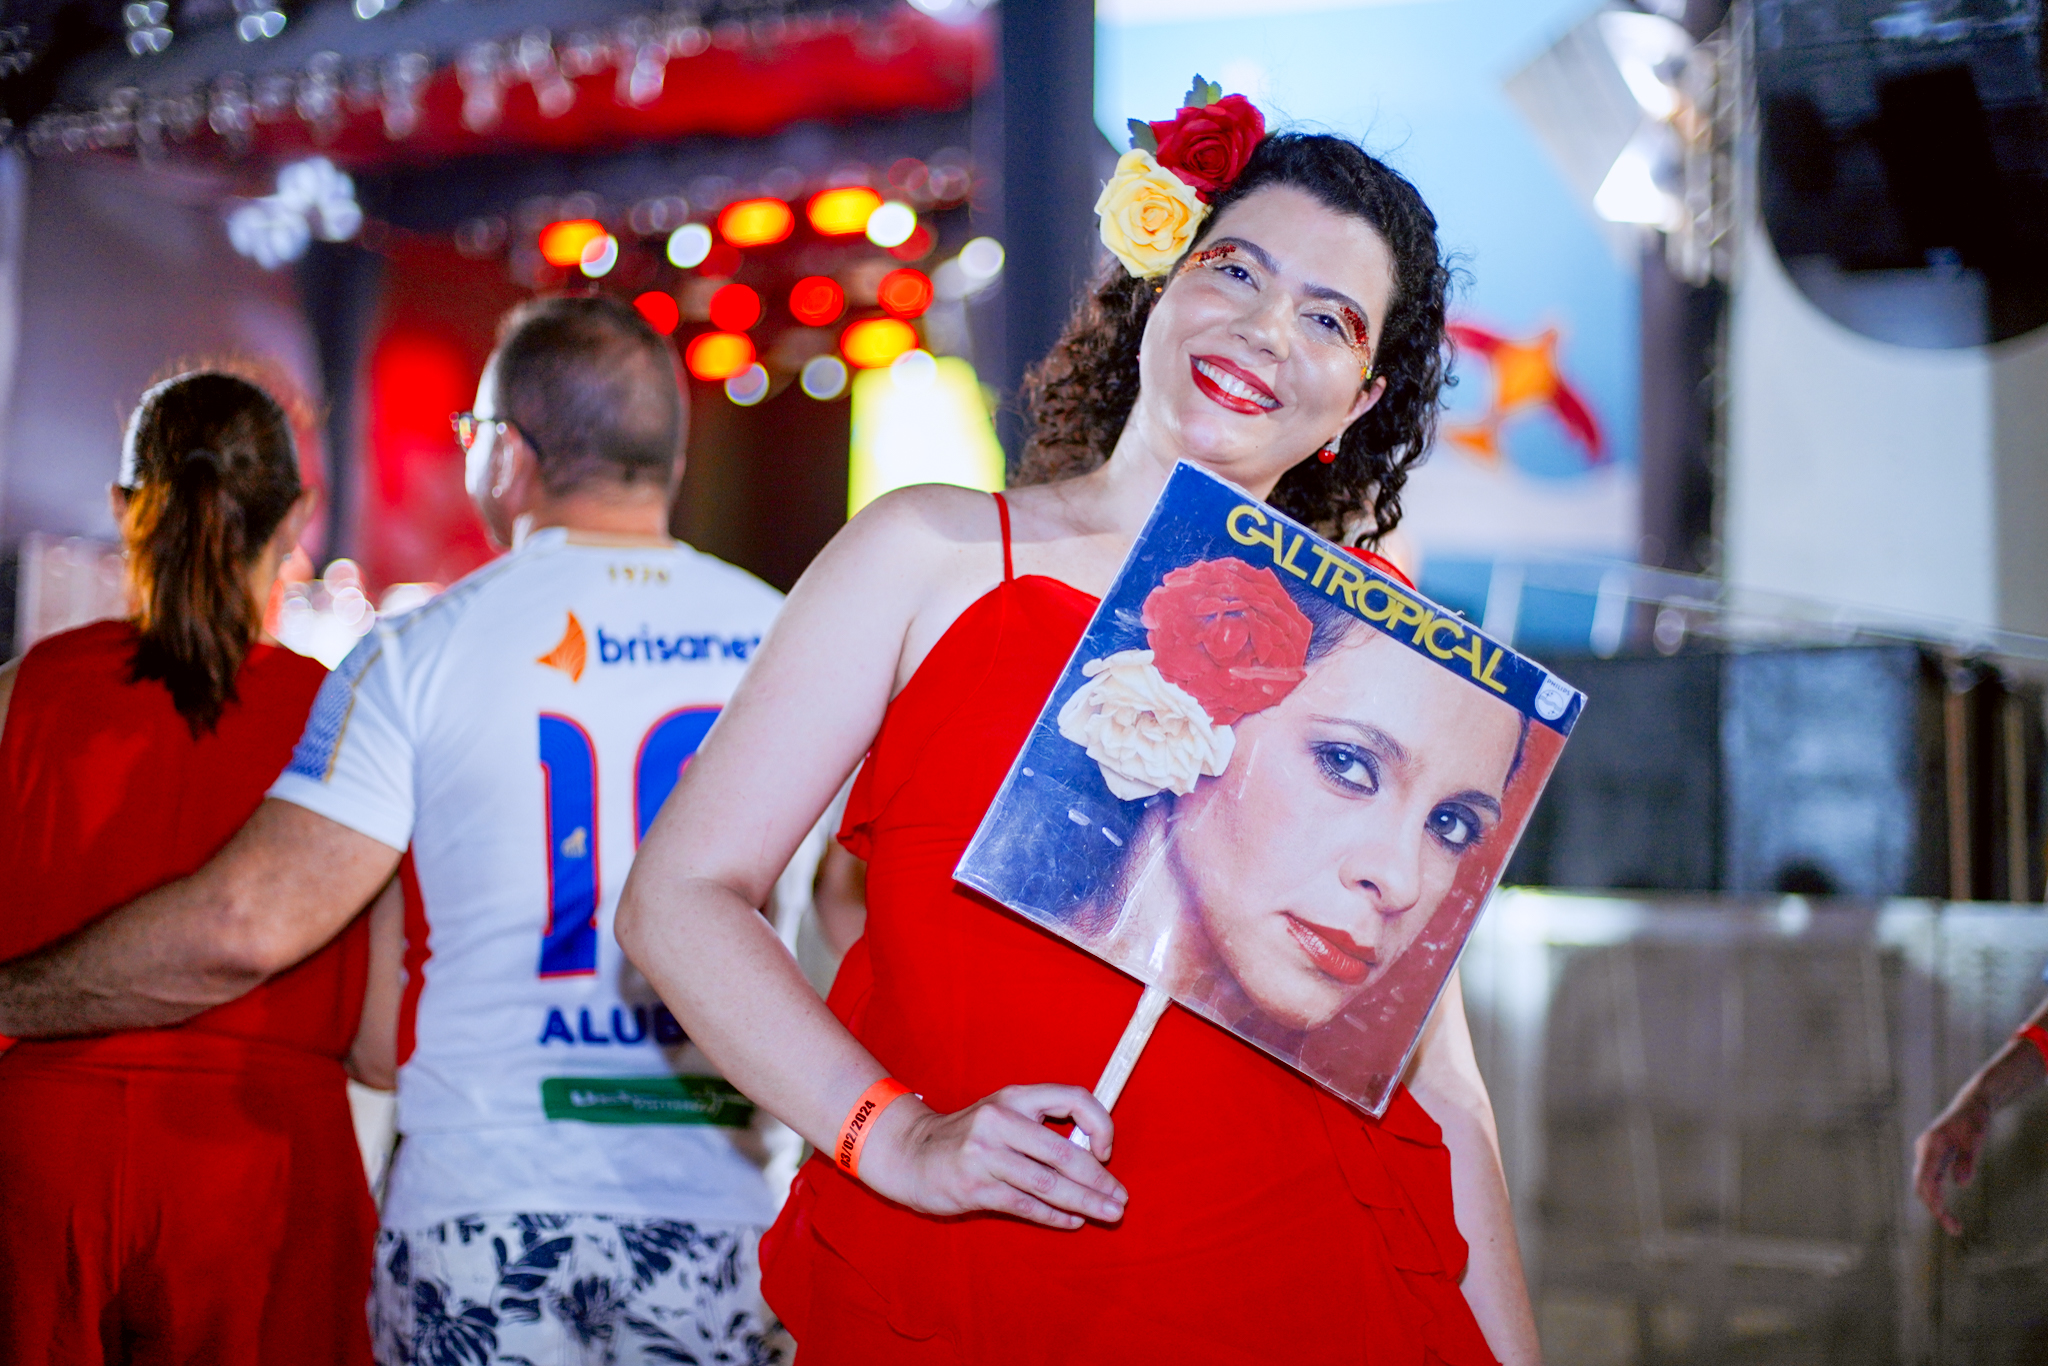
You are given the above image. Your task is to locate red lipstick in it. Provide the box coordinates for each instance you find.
[1283,915,1377,986]
[1190,355,1280,415]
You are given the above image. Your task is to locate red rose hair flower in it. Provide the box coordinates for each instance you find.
[1141,558,1313,726]
[1149,94,1267,203]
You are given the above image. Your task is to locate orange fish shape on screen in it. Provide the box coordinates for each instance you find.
[537,611,587,682]
[1445,322,1605,466]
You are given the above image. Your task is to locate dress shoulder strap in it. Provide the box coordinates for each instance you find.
[992,491,1015,583]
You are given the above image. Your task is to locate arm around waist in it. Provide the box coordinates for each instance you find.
[0,799,400,1038]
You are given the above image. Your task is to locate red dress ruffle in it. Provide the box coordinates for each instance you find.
[762,574,1499,1366]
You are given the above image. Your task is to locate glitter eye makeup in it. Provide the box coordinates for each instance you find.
[1179,236,1376,374]
[1183,243,1240,271]
[1337,305,1372,359]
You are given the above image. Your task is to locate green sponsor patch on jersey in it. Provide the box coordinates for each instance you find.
[541,1076,755,1126]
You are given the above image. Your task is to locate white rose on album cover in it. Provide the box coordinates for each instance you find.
[955,461,1584,1116]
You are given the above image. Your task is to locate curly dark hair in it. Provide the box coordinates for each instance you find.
[1016,132,1454,542]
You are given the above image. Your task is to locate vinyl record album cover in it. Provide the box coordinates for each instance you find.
[956,462,1584,1115]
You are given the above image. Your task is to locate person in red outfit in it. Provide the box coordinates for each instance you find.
[0,370,391,1366]
[617,130,1543,1364]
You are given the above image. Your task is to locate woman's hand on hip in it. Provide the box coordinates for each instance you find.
[857,1084,1128,1229]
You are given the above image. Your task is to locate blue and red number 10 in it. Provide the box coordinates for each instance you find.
[536,706,721,978]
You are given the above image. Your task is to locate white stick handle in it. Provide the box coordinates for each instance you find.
[1070,982,1171,1148]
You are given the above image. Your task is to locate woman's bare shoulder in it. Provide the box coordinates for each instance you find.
[808,483,1005,598]
[769,484,1000,639]
[839,482,1003,553]
[842,477,1099,547]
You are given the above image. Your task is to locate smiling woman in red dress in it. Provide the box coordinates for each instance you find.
[619,118,1543,1366]
[0,371,386,1366]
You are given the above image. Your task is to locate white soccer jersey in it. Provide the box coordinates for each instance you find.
[270,528,782,1229]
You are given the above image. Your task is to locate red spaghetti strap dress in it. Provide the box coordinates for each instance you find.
[0,620,375,1366]
[762,495,1500,1366]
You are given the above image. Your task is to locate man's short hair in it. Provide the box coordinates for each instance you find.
[491,295,686,493]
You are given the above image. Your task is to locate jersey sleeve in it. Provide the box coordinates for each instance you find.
[267,631,417,852]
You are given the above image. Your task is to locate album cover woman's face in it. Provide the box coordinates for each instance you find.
[1161,627,1525,1032]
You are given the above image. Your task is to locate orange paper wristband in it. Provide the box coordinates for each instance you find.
[835,1077,912,1178]
[2017,1023,2048,1068]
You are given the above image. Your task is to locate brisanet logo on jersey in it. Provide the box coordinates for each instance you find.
[597,626,761,666]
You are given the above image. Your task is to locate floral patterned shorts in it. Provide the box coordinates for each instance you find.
[369,1212,789,1366]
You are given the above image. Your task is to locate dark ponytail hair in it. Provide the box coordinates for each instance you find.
[1018,132,1454,543]
[119,370,302,733]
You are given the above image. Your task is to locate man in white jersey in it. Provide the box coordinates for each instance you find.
[0,296,788,1364]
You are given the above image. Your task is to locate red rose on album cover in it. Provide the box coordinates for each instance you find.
[1142,558,1312,725]
[1149,95,1267,202]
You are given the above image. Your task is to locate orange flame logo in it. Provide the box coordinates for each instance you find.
[537,611,588,682]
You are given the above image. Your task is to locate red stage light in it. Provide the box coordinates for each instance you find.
[841,318,918,369]
[709,283,762,332]
[886,222,936,262]
[876,268,934,320]
[807,186,882,236]
[633,291,681,336]
[685,331,757,381]
[538,219,606,268]
[698,243,743,279]
[789,276,846,327]
[718,198,794,247]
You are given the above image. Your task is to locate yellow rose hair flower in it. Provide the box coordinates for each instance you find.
[1095,149,1208,279]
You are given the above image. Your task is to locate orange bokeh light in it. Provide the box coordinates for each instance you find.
[806,186,883,236]
[685,331,757,381]
[717,198,794,247]
[633,291,681,336]
[708,283,762,332]
[538,219,607,268]
[877,268,935,320]
[840,317,919,369]
[789,276,845,327]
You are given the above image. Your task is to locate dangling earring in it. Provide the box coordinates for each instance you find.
[1317,435,1341,464]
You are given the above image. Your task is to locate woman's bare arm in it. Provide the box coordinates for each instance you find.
[1914,993,2048,1235]
[0,654,21,742]
[1406,968,1542,1365]
[812,843,868,958]
[346,875,405,1090]
[617,486,1126,1230]
[0,802,401,1038]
